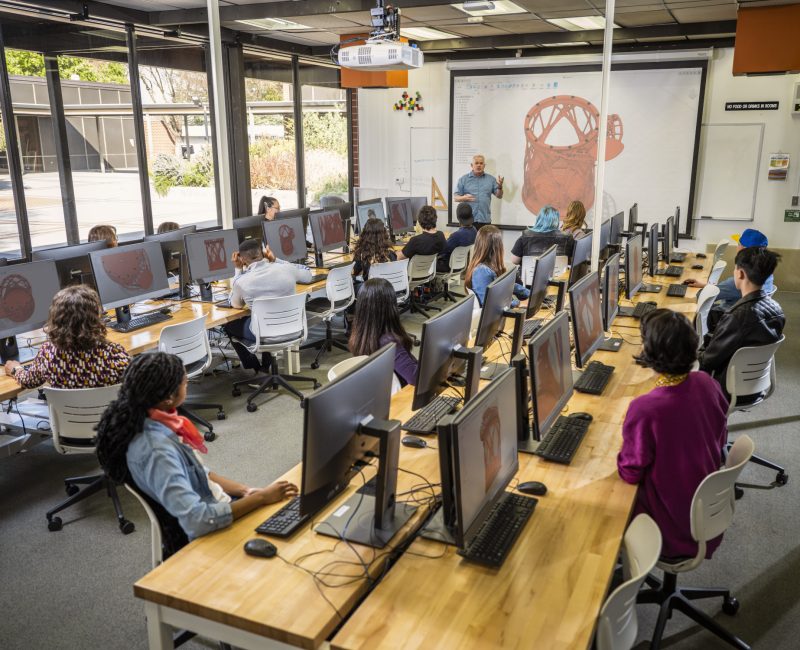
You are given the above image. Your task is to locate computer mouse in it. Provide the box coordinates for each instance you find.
[696,253,707,259]
[401,435,428,449]
[517,481,547,497]
[244,538,277,558]
[692,264,704,270]
[159,306,172,315]
[570,412,594,422]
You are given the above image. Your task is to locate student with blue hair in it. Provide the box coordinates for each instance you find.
[510,204,575,264]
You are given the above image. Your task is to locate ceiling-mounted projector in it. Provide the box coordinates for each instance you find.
[337,41,423,71]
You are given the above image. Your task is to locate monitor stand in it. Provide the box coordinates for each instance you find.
[0,336,37,364]
[315,418,417,549]
[198,282,214,302]
[598,333,623,352]
[511,353,539,454]
[639,282,662,293]
[480,309,524,381]
[419,508,457,545]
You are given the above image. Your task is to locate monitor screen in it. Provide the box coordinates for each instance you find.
[451,367,519,549]
[474,268,517,349]
[568,231,592,288]
[0,260,61,339]
[603,253,620,331]
[275,208,311,238]
[662,216,673,263]
[625,234,643,300]
[356,199,387,233]
[184,229,238,284]
[673,206,680,247]
[309,208,347,253]
[263,217,307,264]
[409,197,427,223]
[412,294,475,411]
[628,203,638,231]
[529,312,573,440]
[647,223,659,277]
[233,215,264,244]
[89,241,172,310]
[143,225,197,242]
[32,240,108,289]
[569,272,604,369]
[599,219,612,250]
[300,344,395,517]
[385,198,415,236]
[525,245,557,320]
[609,211,624,246]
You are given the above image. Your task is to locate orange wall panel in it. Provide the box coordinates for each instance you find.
[733,5,800,75]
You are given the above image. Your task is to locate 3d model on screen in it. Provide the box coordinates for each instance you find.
[205,238,227,271]
[102,249,154,291]
[481,405,502,492]
[0,274,35,322]
[279,224,295,257]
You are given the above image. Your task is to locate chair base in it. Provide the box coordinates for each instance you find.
[638,571,749,650]
[409,291,442,317]
[300,319,350,370]
[46,473,134,534]
[179,403,225,442]
[232,353,319,410]
[726,441,788,491]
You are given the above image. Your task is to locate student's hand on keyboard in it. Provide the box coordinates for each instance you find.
[256,480,299,504]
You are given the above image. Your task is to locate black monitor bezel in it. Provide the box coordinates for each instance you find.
[0,259,60,339]
[143,225,197,243]
[309,208,348,254]
[355,198,387,233]
[624,233,643,300]
[184,228,239,284]
[568,231,593,288]
[647,223,659,277]
[263,216,308,264]
[88,241,173,310]
[233,215,265,244]
[384,197,416,236]
[568,271,604,369]
[474,268,517,349]
[32,240,108,289]
[603,253,621,331]
[528,311,573,440]
[609,211,624,246]
[628,203,638,231]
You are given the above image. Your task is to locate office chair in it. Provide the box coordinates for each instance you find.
[158,315,225,442]
[712,238,730,266]
[370,259,410,309]
[302,263,356,369]
[230,293,319,410]
[637,435,754,650]
[319,194,346,208]
[43,384,133,534]
[435,245,472,302]
[694,284,721,342]
[707,260,727,286]
[328,355,402,394]
[407,253,440,316]
[596,514,662,650]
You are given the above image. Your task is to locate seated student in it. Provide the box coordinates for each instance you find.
[352,217,396,284]
[349,278,418,387]
[96,352,297,541]
[618,309,728,560]
[397,206,446,260]
[561,200,587,238]
[257,196,280,220]
[5,285,129,388]
[510,205,574,264]
[437,202,477,273]
[464,225,529,307]
[699,246,785,399]
[87,224,118,248]
[156,221,180,234]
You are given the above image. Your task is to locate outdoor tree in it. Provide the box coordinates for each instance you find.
[5,49,128,84]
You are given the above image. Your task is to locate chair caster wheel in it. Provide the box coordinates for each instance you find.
[734,486,744,500]
[119,519,135,535]
[216,411,226,421]
[48,517,63,532]
[247,402,258,412]
[722,596,739,616]
[313,381,321,389]
[65,484,80,496]
[204,431,217,442]
[311,362,319,370]
[232,388,241,397]
[776,471,788,486]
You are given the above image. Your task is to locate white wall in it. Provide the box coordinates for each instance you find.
[359,49,800,252]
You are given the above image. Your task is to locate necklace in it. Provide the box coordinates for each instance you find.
[655,372,688,388]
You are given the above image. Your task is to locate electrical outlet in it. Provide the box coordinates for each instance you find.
[792,195,799,207]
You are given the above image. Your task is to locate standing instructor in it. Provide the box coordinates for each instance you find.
[454,154,503,229]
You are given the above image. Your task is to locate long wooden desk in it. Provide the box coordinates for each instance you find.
[133,256,708,650]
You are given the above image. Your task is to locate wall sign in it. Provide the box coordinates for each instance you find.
[784,209,800,222]
[725,101,779,111]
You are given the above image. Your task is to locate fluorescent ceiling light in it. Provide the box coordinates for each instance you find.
[546,16,617,31]
[452,0,527,17]
[541,42,590,47]
[401,27,457,41]
[236,18,310,31]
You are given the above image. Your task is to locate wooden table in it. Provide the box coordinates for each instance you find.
[133,256,709,650]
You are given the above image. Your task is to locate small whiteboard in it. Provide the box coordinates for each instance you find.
[694,123,764,222]
[410,126,448,211]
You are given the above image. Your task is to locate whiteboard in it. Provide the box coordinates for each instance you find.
[693,123,763,222]
[410,126,448,215]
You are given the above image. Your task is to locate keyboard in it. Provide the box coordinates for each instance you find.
[670,252,687,263]
[574,360,614,395]
[667,283,687,298]
[655,265,683,277]
[256,497,309,538]
[297,273,328,286]
[459,492,537,568]
[535,415,591,464]
[633,301,657,319]
[401,395,461,435]
[109,311,172,333]
[522,318,546,339]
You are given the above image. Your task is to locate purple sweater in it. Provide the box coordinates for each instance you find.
[617,372,729,559]
[379,333,418,387]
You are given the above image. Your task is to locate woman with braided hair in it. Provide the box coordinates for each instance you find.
[96,352,297,540]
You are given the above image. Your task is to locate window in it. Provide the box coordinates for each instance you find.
[0,102,23,258]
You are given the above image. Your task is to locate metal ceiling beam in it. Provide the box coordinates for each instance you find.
[0,0,149,25]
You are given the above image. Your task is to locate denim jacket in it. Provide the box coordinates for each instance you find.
[471,264,530,308]
[126,418,233,540]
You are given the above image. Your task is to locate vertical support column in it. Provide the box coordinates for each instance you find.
[207,0,234,227]
[204,44,222,226]
[44,54,79,245]
[183,114,191,160]
[292,56,306,209]
[222,44,251,217]
[346,88,355,204]
[0,25,32,258]
[126,25,154,236]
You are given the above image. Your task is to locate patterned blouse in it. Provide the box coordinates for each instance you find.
[13,341,130,389]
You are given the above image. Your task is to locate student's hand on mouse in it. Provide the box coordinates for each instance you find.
[684,279,704,287]
[255,480,298,504]
[4,360,20,376]
[232,251,244,270]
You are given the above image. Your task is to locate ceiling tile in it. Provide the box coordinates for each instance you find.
[516,0,591,11]
[669,5,738,22]
[401,6,470,21]
[614,10,675,26]
[331,11,373,26]
[441,24,512,36]
[489,20,565,34]
[281,15,364,29]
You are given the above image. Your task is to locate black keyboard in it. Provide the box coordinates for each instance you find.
[655,265,683,278]
[670,253,687,263]
[256,497,309,538]
[297,273,328,286]
[667,283,687,297]
[109,311,172,333]
[574,360,614,395]
[633,301,657,318]
[459,492,537,567]
[535,415,591,464]
[401,395,461,435]
[522,318,546,338]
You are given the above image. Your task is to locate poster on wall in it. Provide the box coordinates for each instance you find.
[768,153,789,181]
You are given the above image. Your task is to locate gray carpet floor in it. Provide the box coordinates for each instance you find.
[1,293,798,650]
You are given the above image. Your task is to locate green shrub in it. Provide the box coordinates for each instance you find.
[151,153,183,197]
[182,148,214,188]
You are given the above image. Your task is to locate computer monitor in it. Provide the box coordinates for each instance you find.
[647,223,659,277]
[32,240,108,289]
[309,208,348,254]
[602,253,620,332]
[263,217,307,265]
[673,206,681,247]
[529,312,573,440]
[184,229,238,301]
[568,231,592,288]
[409,196,427,223]
[599,219,612,251]
[302,343,417,548]
[624,233,643,300]
[384,197,415,237]
[0,260,61,364]
[355,198,387,233]
[275,207,311,239]
[525,245,557,320]
[609,211,624,246]
[144,226,197,299]
[412,294,481,411]
[662,216,674,263]
[144,225,197,242]
[233,215,264,244]
[569,271,604,369]
[628,202,639,232]
[474,268,517,349]
[89,241,172,324]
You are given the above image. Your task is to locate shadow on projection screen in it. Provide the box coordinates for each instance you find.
[449,65,705,228]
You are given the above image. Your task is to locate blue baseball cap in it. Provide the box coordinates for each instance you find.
[732,228,768,247]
